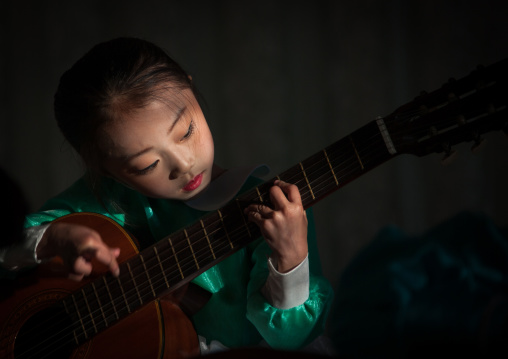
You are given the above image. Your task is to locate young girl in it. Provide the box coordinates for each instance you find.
[0,37,333,354]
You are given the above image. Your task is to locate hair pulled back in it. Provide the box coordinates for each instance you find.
[54,37,195,171]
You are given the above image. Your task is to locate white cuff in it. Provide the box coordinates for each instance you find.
[261,254,310,309]
[0,224,49,270]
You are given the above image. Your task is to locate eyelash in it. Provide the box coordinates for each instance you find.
[183,120,195,139]
[134,160,159,175]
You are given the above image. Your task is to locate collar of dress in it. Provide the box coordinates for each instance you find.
[184,164,270,211]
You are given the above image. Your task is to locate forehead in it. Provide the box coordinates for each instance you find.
[107,86,196,120]
[151,87,197,109]
[99,89,198,155]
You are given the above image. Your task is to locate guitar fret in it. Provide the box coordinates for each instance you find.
[323,149,339,186]
[349,135,365,170]
[91,283,107,327]
[103,277,119,320]
[236,198,252,237]
[139,254,156,297]
[153,246,170,288]
[217,209,234,249]
[200,219,216,260]
[81,289,98,334]
[168,237,185,279]
[126,262,143,305]
[299,162,315,200]
[184,229,200,270]
[62,299,80,345]
[71,294,88,339]
[117,276,131,313]
[255,186,264,202]
[73,330,79,345]
[376,116,397,154]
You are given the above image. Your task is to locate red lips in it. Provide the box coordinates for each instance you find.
[183,173,203,192]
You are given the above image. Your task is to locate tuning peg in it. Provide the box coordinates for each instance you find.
[441,149,458,165]
[471,138,486,153]
[447,92,458,102]
[456,115,466,125]
[441,142,458,165]
[471,134,486,154]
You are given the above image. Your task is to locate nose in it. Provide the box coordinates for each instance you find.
[168,148,193,180]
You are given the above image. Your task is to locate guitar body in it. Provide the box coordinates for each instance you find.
[0,213,198,359]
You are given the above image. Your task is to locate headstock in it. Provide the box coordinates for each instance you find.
[383,59,508,161]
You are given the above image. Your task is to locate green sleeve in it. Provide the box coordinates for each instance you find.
[246,208,334,350]
[23,177,123,228]
[22,177,153,235]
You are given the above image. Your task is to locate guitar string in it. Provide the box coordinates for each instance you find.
[18,99,490,357]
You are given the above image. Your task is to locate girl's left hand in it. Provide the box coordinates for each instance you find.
[244,180,308,273]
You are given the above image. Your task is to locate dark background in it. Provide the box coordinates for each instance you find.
[1,0,507,292]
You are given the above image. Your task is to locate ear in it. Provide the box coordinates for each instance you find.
[188,75,193,82]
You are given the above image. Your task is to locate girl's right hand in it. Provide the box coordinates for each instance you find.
[36,222,120,281]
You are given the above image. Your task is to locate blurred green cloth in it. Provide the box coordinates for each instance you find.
[330,211,508,358]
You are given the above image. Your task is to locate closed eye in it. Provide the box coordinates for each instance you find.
[132,160,159,175]
[182,120,195,140]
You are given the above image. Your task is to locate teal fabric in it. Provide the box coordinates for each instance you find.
[20,175,333,350]
[330,211,508,358]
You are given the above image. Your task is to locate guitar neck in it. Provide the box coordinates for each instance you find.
[274,120,396,209]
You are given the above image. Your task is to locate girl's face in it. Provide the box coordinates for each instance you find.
[101,89,215,201]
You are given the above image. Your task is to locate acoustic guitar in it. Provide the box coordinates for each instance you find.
[1,59,507,358]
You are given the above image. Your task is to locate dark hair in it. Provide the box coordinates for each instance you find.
[54,37,196,173]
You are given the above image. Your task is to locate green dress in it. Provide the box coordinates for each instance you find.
[22,175,333,350]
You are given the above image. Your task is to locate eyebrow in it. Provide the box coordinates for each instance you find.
[168,105,187,134]
[122,105,187,163]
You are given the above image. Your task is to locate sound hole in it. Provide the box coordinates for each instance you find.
[14,305,76,359]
